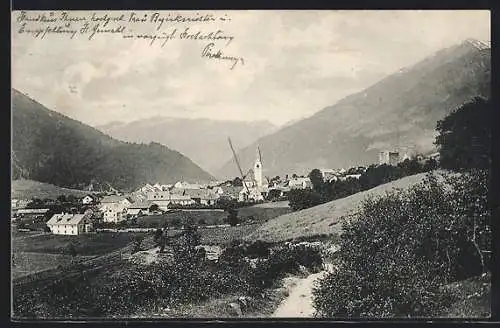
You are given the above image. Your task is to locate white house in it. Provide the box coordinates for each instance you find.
[147,191,195,210]
[180,189,220,206]
[99,195,133,223]
[81,194,97,205]
[287,177,312,190]
[239,187,264,202]
[127,200,153,216]
[11,199,29,210]
[46,213,93,235]
[174,181,201,190]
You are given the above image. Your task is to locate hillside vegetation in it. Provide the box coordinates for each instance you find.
[11,179,89,200]
[216,40,490,178]
[245,172,431,243]
[311,96,491,318]
[11,89,214,191]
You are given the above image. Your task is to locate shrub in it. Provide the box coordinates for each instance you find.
[312,170,491,318]
[246,240,271,258]
[249,243,323,294]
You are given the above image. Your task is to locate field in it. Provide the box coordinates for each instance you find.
[245,172,433,243]
[11,179,89,200]
[11,252,92,280]
[12,231,146,256]
[137,210,228,227]
[135,205,291,228]
[165,223,262,246]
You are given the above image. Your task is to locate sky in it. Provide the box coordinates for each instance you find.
[11,10,490,128]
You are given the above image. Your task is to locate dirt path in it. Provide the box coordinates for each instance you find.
[272,270,328,318]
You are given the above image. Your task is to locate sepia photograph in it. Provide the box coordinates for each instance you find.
[11,9,491,320]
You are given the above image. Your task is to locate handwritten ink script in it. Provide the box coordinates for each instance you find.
[14,11,245,70]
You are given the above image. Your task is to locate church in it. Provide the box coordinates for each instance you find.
[238,148,269,202]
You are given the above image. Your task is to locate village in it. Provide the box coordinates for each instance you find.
[11,146,437,236]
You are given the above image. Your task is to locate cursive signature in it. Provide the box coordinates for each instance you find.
[201,43,244,70]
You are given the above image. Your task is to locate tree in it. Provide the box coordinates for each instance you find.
[226,208,239,226]
[132,235,144,253]
[57,195,67,204]
[309,169,325,194]
[288,189,324,211]
[292,173,298,179]
[435,97,491,171]
[150,204,159,212]
[232,176,243,187]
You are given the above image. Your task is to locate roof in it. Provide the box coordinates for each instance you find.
[147,191,171,200]
[176,188,218,199]
[128,200,152,209]
[127,208,143,215]
[220,186,242,198]
[101,195,133,204]
[17,208,50,214]
[288,178,311,186]
[243,169,255,181]
[169,194,192,201]
[47,213,90,226]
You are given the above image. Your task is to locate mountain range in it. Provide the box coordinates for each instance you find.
[215,39,491,179]
[97,117,277,175]
[11,89,214,191]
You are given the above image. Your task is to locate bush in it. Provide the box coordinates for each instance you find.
[249,243,323,294]
[288,189,324,211]
[246,240,271,258]
[312,170,491,318]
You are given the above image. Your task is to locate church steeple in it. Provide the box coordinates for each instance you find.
[254,147,263,188]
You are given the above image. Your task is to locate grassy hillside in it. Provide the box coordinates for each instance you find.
[11,179,89,200]
[11,89,214,191]
[245,172,433,242]
[216,40,491,178]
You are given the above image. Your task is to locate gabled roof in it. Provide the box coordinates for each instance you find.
[127,208,143,215]
[47,213,90,226]
[17,208,50,214]
[101,195,133,204]
[176,188,218,199]
[243,169,255,181]
[128,200,152,209]
[169,194,192,201]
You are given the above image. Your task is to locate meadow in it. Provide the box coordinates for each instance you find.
[12,231,145,256]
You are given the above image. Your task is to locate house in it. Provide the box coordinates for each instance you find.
[127,208,144,217]
[287,177,312,190]
[11,199,29,210]
[239,187,264,202]
[16,208,51,220]
[219,186,242,200]
[81,194,98,205]
[178,189,220,206]
[200,193,219,206]
[46,212,93,235]
[174,181,201,189]
[169,194,195,206]
[127,200,153,216]
[147,191,195,210]
[379,150,400,166]
[99,195,133,223]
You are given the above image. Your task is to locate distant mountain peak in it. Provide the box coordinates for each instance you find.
[214,40,491,179]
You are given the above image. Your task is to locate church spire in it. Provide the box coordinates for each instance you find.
[254,147,263,188]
